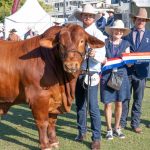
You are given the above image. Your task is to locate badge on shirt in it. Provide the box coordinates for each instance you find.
[146,38,149,43]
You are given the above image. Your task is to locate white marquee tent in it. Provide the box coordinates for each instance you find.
[4,0,64,39]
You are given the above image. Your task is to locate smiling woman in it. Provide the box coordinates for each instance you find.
[100,19,131,140]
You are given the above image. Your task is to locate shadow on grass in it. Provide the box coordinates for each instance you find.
[0,104,39,149]
[0,120,39,150]
[1,104,35,130]
[0,102,107,150]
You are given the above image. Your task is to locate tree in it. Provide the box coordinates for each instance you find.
[0,0,13,22]
[0,0,53,22]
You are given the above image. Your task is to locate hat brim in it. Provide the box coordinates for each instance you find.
[9,29,17,32]
[53,22,61,24]
[74,10,99,21]
[106,11,114,14]
[130,14,150,22]
[105,27,131,37]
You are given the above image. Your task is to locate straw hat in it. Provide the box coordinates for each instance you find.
[105,20,131,36]
[130,8,150,22]
[106,9,115,14]
[74,4,98,21]
[53,21,61,25]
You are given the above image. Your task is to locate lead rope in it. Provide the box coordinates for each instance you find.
[85,47,92,128]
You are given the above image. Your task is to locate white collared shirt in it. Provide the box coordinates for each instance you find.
[81,22,106,73]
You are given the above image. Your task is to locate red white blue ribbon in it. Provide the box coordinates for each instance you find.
[122,52,150,64]
[102,57,123,72]
[102,52,150,72]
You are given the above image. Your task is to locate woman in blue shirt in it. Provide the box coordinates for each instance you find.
[100,20,131,140]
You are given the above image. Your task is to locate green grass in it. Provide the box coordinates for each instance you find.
[0,81,150,150]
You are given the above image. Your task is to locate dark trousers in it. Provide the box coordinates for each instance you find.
[75,74,101,141]
[120,74,146,128]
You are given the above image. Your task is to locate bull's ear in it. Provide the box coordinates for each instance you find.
[39,38,57,48]
[86,34,105,48]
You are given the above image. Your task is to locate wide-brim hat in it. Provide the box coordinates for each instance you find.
[9,28,17,33]
[74,4,99,21]
[105,20,131,36]
[130,8,150,22]
[53,21,61,25]
[106,9,115,14]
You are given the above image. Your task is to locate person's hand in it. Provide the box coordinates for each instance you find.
[102,57,107,64]
[127,64,133,67]
[89,49,96,57]
[125,49,130,53]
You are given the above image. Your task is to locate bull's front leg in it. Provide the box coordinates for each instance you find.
[31,100,51,150]
[48,114,59,149]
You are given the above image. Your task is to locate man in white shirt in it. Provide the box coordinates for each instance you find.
[74,4,106,150]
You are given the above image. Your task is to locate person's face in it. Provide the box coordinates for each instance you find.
[134,18,147,30]
[81,13,95,27]
[112,29,124,40]
[108,12,114,17]
[98,12,102,18]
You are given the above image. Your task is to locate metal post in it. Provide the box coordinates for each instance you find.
[63,0,66,18]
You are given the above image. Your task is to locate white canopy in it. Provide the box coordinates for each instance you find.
[132,0,150,7]
[4,0,64,39]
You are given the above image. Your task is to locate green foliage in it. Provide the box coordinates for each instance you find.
[38,0,53,12]
[0,0,13,22]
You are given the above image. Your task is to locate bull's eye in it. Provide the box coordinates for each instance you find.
[80,40,84,44]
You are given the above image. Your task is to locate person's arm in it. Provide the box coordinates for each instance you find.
[91,27,106,63]
[101,18,106,28]
[17,34,22,41]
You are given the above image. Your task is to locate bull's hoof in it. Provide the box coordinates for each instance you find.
[42,148,52,150]
[50,142,59,149]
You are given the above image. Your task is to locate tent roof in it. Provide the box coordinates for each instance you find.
[132,0,150,7]
[6,0,50,23]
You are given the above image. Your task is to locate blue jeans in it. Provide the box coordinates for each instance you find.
[75,74,101,141]
[120,74,146,129]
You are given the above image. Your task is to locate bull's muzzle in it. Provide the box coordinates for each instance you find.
[63,62,80,73]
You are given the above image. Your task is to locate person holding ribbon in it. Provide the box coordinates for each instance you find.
[120,8,150,134]
[74,4,106,150]
[100,20,131,140]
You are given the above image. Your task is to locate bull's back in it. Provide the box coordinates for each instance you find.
[0,40,41,102]
[0,41,23,100]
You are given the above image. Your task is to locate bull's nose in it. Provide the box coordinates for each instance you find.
[71,63,78,69]
[64,63,79,73]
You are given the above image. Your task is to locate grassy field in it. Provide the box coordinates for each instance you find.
[0,81,150,150]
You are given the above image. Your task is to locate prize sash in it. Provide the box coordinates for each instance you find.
[102,52,150,72]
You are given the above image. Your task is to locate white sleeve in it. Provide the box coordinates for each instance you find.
[92,26,106,63]
[93,46,106,63]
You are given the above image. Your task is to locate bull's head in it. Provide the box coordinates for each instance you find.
[39,24,104,73]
